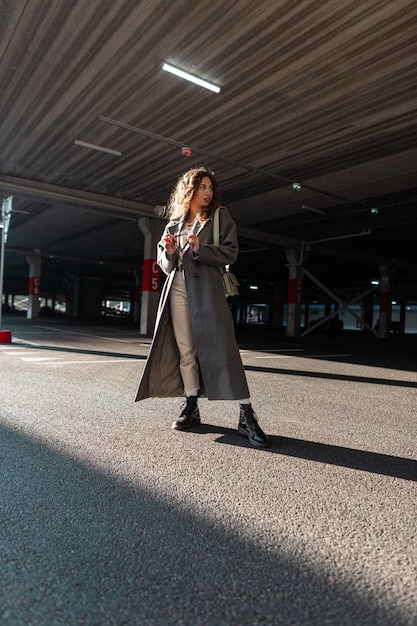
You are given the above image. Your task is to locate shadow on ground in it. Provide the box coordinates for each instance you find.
[194,424,417,481]
[0,423,412,625]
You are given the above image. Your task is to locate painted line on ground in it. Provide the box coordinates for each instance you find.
[21,357,60,362]
[3,351,41,355]
[255,355,291,359]
[34,325,134,343]
[35,359,142,365]
[308,353,352,358]
[259,348,304,352]
[0,338,41,347]
[14,338,41,346]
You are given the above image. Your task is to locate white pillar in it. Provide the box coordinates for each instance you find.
[0,196,13,336]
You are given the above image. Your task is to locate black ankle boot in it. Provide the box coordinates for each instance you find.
[238,404,270,448]
[172,396,201,430]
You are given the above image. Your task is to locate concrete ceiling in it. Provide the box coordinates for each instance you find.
[1,0,417,300]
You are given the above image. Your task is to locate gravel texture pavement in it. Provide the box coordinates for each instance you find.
[0,316,416,625]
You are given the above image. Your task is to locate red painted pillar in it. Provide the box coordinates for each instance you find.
[142,258,161,294]
[138,217,164,335]
[26,254,42,319]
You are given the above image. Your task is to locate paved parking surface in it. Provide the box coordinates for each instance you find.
[1,316,416,625]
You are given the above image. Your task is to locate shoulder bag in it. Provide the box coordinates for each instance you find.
[213,207,240,298]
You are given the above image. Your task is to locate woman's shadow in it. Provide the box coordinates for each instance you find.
[193,424,417,482]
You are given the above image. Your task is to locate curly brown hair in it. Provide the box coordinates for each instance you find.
[166,167,221,221]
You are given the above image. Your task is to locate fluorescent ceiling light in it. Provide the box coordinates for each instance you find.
[162,62,221,93]
[74,140,122,156]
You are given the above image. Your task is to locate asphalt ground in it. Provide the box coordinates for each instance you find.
[0,315,416,626]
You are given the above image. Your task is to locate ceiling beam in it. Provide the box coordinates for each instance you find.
[5,246,138,270]
[0,174,155,218]
[2,174,411,271]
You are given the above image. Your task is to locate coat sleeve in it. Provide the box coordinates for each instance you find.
[157,223,179,275]
[193,207,238,267]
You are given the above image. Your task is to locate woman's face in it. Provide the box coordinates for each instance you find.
[191,176,214,210]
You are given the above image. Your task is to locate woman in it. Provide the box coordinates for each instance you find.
[136,167,269,449]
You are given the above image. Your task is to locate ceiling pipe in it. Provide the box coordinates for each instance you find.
[98,116,364,207]
[237,225,302,250]
[309,229,371,244]
[302,204,326,215]
[74,139,122,157]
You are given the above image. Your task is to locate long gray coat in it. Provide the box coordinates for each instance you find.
[135,206,249,401]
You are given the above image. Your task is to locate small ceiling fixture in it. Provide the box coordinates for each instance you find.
[162,62,221,93]
[302,204,326,216]
[74,140,122,157]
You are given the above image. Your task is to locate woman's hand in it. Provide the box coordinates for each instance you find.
[188,233,200,254]
[162,234,177,255]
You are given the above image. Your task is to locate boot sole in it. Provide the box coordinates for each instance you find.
[238,425,271,448]
[172,417,201,430]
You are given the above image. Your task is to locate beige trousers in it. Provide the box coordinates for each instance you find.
[170,270,200,393]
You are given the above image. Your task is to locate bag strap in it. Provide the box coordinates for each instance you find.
[213,207,220,246]
[213,207,232,272]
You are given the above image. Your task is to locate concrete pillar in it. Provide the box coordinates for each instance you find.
[286,248,304,339]
[66,274,80,318]
[138,216,165,336]
[271,283,284,330]
[399,296,406,335]
[26,254,42,319]
[79,278,101,318]
[363,294,374,332]
[304,300,310,329]
[133,270,141,325]
[378,264,393,338]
